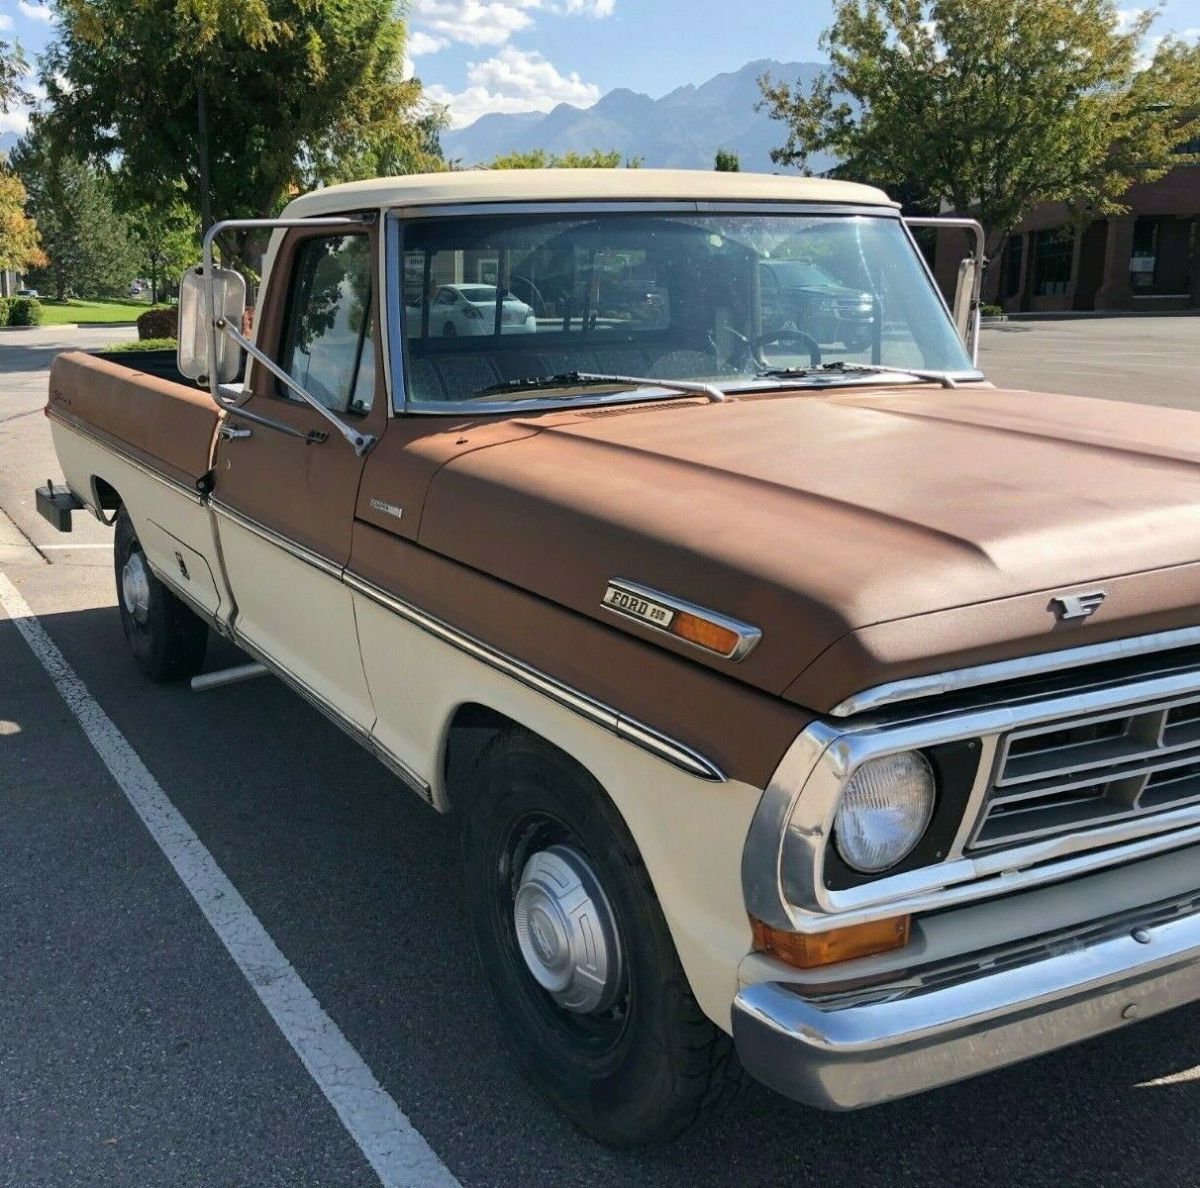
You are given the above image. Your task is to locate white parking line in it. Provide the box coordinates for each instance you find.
[0,570,461,1188]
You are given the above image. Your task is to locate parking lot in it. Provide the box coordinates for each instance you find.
[2,317,1199,1188]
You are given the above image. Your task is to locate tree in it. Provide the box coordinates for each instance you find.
[0,168,45,277]
[488,148,641,169]
[0,37,26,115]
[41,0,444,274]
[125,198,199,302]
[758,1,1200,252]
[714,149,740,172]
[11,124,139,300]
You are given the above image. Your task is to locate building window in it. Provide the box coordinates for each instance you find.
[1034,227,1073,296]
[1130,218,1160,288]
[1002,235,1024,299]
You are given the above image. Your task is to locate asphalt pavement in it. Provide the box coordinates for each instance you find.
[3,320,1200,1188]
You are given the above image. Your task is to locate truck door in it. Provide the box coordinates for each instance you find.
[210,225,386,732]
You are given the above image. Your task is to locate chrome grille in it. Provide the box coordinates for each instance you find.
[971,696,1200,849]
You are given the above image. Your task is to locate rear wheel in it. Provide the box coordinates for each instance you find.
[461,730,742,1147]
[114,508,208,682]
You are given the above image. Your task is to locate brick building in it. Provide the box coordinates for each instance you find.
[934,161,1200,313]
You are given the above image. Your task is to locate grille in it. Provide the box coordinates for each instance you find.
[971,696,1200,849]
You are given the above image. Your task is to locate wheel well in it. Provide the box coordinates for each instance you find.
[91,476,121,513]
[441,703,596,813]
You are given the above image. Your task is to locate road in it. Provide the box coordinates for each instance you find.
[2,319,1199,1188]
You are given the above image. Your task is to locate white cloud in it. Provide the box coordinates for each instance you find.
[408,30,450,55]
[551,0,614,15]
[0,14,13,31]
[411,0,537,47]
[426,46,599,128]
[17,1,56,24]
[0,108,30,135]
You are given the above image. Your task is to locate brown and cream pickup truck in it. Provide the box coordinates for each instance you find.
[36,169,1200,1146]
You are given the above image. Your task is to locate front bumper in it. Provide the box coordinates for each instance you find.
[732,904,1200,1110]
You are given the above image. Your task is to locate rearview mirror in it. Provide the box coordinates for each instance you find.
[177,264,247,385]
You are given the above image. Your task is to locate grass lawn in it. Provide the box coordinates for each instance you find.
[39,298,170,325]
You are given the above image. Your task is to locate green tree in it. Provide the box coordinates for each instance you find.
[758,1,1200,252]
[714,149,740,172]
[11,125,139,300]
[125,198,199,302]
[0,36,26,115]
[0,167,45,277]
[41,0,444,273]
[488,148,641,169]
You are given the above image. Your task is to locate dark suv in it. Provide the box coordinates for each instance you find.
[758,259,875,350]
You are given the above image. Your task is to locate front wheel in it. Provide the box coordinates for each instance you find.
[114,508,208,682]
[461,730,742,1146]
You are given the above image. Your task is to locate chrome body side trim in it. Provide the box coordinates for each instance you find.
[745,661,1200,933]
[231,630,432,803]
[344,570,726,783]
[829,625,1200,718]
[601,578,761,661]
[208,498,344,580]
[48,412,204,507]
[732,897,1200,1110]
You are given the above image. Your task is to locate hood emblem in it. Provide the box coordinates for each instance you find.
[1051,591,1106,622]
[601,579,761,661]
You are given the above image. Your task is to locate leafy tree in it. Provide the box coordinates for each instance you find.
[488,148,641,169]
[11,125,139,299]
[714,149,740,171]
[758,0,1200,251]
[41,0,444,274]
[0,168,45,277]
[125,198,199,302]
[0,37,26,115]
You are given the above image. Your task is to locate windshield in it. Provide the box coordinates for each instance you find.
[399,212,974,407]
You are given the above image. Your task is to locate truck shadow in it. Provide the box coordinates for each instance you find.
[21,603,1200,1188]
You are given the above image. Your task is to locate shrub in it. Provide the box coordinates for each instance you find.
[7,296,44,326]
[0,297,9,326]
[981,303,1005,318]
[137,306,178,340]
[105,338,178,352]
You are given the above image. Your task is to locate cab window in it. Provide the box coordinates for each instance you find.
[279,234,375,415]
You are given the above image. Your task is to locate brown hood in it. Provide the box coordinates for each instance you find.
[415,386,1200,713]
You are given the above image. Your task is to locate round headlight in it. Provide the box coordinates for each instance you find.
[833,751,936,873]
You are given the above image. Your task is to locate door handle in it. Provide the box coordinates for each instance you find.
[219,423,252,440]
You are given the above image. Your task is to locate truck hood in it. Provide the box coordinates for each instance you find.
[416,386,1200,713]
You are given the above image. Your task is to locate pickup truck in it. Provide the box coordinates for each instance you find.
[38,169,1200,1147]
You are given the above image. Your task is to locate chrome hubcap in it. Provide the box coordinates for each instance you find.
[513,844,623,1015]
[121,551,151,625]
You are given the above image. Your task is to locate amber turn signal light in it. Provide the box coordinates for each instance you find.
[669,610,740,657]
[750,914,911,969]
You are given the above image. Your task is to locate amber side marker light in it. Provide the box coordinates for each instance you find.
[750,914,911,969]
[669,610,741,657]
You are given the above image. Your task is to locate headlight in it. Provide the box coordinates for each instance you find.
[833,751,936,873]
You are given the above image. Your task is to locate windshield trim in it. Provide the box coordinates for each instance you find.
[383,204,972,417]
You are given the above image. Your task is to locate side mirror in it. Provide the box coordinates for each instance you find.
[952,254,980,357]
[177,264,247,385]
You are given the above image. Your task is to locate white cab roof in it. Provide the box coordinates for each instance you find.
[281,168,897,218]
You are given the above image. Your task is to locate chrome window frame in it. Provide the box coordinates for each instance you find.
[383,202,983,418]
[744,659,1200,935]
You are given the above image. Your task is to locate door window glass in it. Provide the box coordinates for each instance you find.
[280,235,375,415]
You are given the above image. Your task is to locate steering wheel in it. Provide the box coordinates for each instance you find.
[750,328,822,368]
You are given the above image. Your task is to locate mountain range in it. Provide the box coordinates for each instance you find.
[440,59,832,174]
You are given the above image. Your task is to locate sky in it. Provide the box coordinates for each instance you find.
[2,0,1200,136]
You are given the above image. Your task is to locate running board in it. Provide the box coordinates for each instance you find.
[190,662,269,692]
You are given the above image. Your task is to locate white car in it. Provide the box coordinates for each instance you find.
[431,284,536,336]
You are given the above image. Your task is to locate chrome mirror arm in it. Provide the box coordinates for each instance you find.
[216,319,377,457]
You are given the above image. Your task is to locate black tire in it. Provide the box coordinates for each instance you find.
[114,508,208,682]
[462,729,743,1147]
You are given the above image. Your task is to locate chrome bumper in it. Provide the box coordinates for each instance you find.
[732,906,1200,1110]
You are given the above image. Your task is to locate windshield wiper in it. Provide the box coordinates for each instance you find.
[756,361,961,390]
[476,371,728,403]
